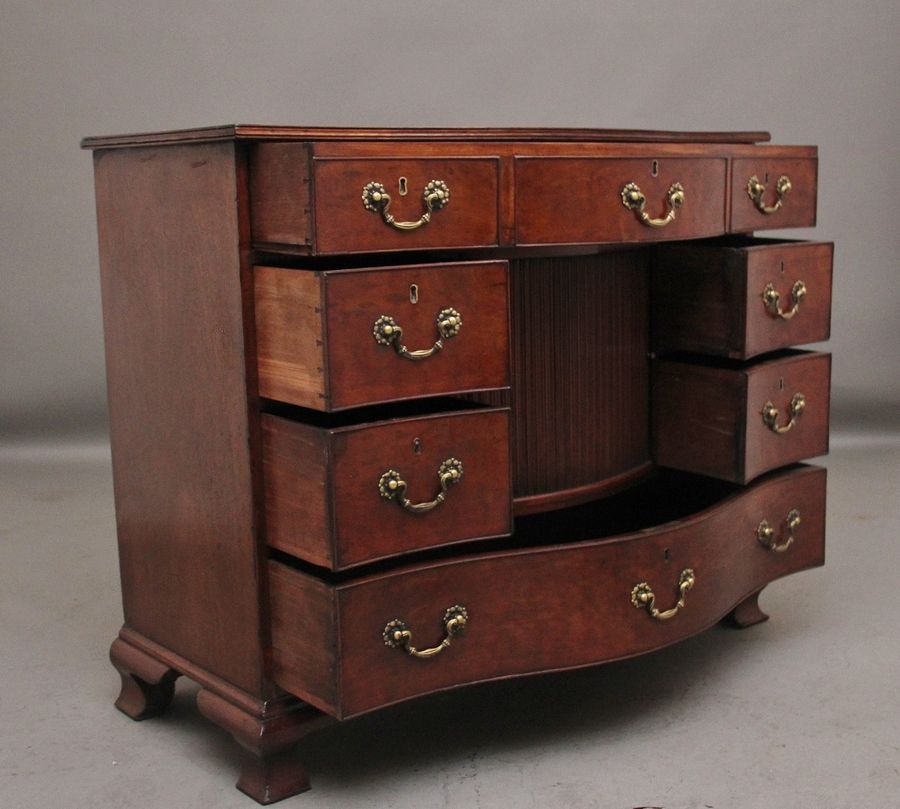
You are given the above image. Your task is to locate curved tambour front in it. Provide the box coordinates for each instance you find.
[269,464,826,719]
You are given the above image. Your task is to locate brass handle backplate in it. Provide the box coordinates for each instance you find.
[763,280,807,320]
[747,174,792,214]
[631,568,695,621]
[362,179,450,230]
[762,392,806,434]
[621,181,685,228]
[757,508,801,553]
[373,307,462,361]
[383,605,468,659]
[378,457,464,514]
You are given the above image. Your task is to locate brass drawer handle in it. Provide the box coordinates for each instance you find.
[362,179,450,231]
[383,605,468,659]
[747,174,792,214]
[757,508,801,553]
[378,457,464,514]
[762,392,806,434]
[373,308,462,361]
[631,568,695,621]
[620,181,685,228]
[763,280,807,320]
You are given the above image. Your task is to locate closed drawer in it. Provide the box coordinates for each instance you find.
[652,238,833,359]
[314,157,500,254]
[731,157,817,232]
[515,157,727,245]
[652,350,830,483]
[255,261,509,411]
[269,464,826,719]
[263,405,512,570]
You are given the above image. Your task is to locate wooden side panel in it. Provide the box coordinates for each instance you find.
[93,142,265,695]
[255,266,327,409]
[268,563,338,714]
[652,245,747,357]
[652,361,745,481]
[250,142,312,250]
[262,415,332,569]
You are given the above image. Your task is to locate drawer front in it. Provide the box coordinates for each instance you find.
[263,407,512,570]
[515,157,727,245]
[255,261,510,411]
[652,351,831,483]
[652,239,833,359]
[731,158,817,232]
[314,157,500,254]
[269,465,826,718]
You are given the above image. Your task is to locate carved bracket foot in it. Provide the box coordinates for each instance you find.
[724,589,770,629]
[110,636,180,720]
[197,689,332,805]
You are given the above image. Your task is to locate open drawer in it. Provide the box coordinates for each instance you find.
[269,464,826,719]
[652,237,833,359]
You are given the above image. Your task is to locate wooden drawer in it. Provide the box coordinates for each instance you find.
[314,156,500,254]
[652,238,833,359]
[255,261,509,411]
[263,406,512,570]
[652,350,830,483]
[731,157,817,232]
[515,157,727,245]
[269,464,826,719]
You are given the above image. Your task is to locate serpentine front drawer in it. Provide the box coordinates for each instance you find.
[269,464,826,719]
[514,157,727,246]
[254,261,510,411]
[652,350,831,484]
[652,238,834,359]
[730,157,817,232]
[262,406,512,570]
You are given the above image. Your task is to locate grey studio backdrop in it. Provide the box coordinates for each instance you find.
[1,0,898,440]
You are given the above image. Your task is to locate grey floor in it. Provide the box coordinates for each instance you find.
[2,431,898,809]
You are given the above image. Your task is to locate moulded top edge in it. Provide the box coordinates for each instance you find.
[81,124,774,150]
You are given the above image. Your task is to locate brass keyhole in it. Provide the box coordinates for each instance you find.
[664,547,671,563]
[399,176,408,196]
[409,284,419,304]
[779,377,785,391]
[651,160,659,177]
[413,437,423,454]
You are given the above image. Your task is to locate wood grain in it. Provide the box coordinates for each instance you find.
[652,238,833,359]
[730,158,818,231]
[652,351,831,483]
[93,142,267,695]
[515,157,727,245]
[468,252,650,507]
[269,465,827,719]
[263,407,512,570]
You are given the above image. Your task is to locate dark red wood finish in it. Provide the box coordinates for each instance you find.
[652,238,833,359]
[270,465,826,719]
[263,407,512,569]
[652,351,831,483]
[466,252,651,509]
[314,157,501,254]
[93,142,268,696]
[730,157,818,232]
[515,157,727,245]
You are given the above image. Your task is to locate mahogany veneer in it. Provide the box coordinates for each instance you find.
[85,125,832,804]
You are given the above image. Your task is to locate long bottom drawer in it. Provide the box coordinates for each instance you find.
[269,464,826,719]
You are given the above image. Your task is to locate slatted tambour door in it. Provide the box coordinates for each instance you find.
[469,252,651,512]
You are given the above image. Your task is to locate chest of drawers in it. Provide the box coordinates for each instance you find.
[84,126,831,803]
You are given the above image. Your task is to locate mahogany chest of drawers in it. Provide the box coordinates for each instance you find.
[84,126,831,803]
